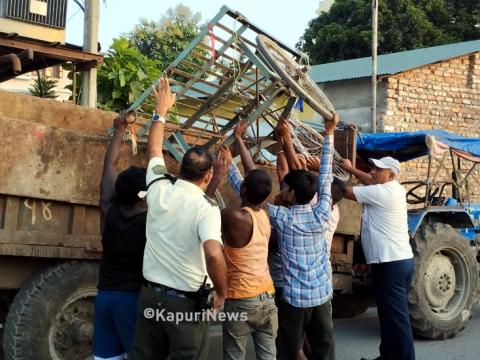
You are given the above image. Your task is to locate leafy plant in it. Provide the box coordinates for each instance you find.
[97,37,161,112]
[29,76,58,99]
[127,4,207,82]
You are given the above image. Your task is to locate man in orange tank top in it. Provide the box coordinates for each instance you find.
[206,122,277,360]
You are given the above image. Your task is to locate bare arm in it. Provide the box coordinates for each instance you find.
[205,147,232,198]
[341,159,374,185]
[306,155,320,173]
[234,121,256,174]
[344,187,357,201]
[277,119,303,170]
[276,137,289,184]
[203,240,227,309]
[148,78,176,160]
[100,111,128,217]
[205,174,222,199]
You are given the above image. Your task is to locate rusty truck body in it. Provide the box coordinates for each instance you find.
[0,91,360,359]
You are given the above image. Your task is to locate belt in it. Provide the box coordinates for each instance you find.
[144,280,197,300]
[253,290,275,301]
[229,290,276,301]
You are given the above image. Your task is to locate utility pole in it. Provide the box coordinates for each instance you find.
[371,0,378,133]
[81,0,99,108]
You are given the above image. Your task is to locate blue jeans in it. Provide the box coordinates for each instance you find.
[223,293,278,360]
[372,258,416,360]
[93,290,139,359]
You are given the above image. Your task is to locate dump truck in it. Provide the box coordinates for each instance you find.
[2,90,479,360]
[0,90,361,360]
[1,5,477,359]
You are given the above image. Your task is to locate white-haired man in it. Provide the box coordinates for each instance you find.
[341,156,415,360]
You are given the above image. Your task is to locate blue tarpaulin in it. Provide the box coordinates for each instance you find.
[356,130,480,162]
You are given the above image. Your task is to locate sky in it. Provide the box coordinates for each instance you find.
[65,0,324,51]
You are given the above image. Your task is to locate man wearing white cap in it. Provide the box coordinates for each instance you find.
[341,156,415,360]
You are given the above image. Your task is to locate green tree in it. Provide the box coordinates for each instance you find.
[127,4,205,79]
[299,0,480,64]
[444,0,480,40]
[97,37,161,112]
[29,76,58,99]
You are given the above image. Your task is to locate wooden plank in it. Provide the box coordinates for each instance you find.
[0,243,102,260]
[71,206,86,236]
[0,37,103,63]
[331,234,347,254]
[3,196,19,232]
[333,127,357,166]
[336,199,362,236]
[0,230,100,248]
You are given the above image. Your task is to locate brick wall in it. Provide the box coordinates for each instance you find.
[379,52,480,202]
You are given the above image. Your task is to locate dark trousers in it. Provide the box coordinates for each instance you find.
[93,290,139,358]
[277,299,334,360]
[371,258,415,360]
[129,285,209,360]
[274,287,283,307]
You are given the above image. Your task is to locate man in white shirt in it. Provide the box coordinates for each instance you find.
[341,156,415,360]
[129,78,227,360]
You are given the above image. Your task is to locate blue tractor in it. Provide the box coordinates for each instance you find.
[357,130,480,339]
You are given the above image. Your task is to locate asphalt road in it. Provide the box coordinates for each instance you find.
[208,304,480,360]
[1,305,478,359]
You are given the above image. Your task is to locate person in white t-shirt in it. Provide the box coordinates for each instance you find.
[341,156,415,360]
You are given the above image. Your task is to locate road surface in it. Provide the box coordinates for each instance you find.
[208,304,480,359]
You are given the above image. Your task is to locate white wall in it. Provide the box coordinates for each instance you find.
[0,66,72,102]
[308,77,388,132]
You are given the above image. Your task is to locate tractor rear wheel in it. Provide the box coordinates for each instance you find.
[409,220,479,339]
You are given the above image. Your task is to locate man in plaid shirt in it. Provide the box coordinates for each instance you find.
[228,113,339,360]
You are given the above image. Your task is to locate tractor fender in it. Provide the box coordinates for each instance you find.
[408,207,476,240]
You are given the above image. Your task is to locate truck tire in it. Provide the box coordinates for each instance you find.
[4,261,98,360]
[409,220,479,339]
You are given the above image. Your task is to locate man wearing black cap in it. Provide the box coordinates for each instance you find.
[341,156,415,360]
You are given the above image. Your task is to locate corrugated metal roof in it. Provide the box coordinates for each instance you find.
[308,39,480,83]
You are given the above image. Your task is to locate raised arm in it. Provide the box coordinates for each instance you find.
[306,155,320,173]
[148,77,176,160]
[234,120,256,174]
[277,119,304,170]
[100,111,128,217]
[313,112,340,223]
[205,146,232,198]
[276,136,289,185]
[341,159,374,185]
